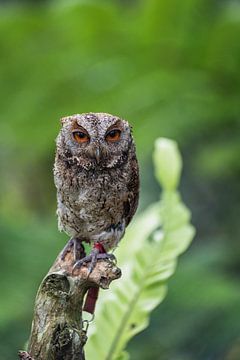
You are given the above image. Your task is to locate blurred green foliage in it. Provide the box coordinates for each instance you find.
[0,0,240,359]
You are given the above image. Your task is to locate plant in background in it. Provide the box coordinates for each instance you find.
[86,138,195,360]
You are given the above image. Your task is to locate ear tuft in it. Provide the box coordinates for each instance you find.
[60,116,70,126]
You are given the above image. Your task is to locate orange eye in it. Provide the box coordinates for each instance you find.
[106,129,121,142]
[72,130,89,143]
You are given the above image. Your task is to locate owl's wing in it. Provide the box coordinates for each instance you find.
[124,157,140,226]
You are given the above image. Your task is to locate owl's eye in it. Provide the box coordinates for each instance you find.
[106,129,121,142]
[72,130,89,144]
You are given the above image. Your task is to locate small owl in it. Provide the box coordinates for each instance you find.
[54,112,139,270]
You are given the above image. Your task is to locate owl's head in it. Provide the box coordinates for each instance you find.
[56,113,134,170]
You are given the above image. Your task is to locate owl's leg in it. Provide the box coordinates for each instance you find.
[72,221,123,273]
[73,242,116,314]
[61,237,86,261]
[73,242,116,274]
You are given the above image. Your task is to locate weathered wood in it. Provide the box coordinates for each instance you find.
[24,246,121,360]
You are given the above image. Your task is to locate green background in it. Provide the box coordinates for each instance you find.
[0,0,240,359]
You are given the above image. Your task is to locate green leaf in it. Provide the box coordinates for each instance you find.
[85,138,195,360]
[153,138,182,191]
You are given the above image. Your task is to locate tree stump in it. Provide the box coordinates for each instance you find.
[19,245,121,360]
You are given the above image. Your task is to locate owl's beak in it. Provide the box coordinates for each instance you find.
[94,147,101,164]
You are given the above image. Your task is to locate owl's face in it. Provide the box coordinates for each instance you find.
[56,113,133,170]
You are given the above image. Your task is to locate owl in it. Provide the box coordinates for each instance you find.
[54,112,139,271]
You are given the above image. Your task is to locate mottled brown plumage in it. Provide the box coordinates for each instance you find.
[54,112,139,269]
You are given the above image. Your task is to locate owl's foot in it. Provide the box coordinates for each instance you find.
[73,247,116,274]
[61,237,86,262]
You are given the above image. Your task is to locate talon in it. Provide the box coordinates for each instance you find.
[96,253,116,263]
[73,255,92,272]
[72,247,116,274]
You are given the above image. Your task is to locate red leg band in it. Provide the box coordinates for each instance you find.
[93,242,106,253]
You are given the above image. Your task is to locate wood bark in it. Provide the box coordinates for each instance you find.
[19,246,121,360]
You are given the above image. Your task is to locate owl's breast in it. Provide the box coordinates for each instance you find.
[56,170,128,240]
